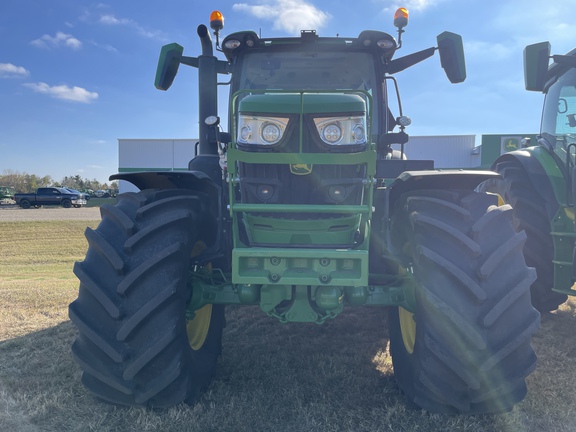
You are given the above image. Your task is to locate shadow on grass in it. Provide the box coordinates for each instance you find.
[0,307,528,432]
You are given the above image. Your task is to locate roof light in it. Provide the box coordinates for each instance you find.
[210,10,224,32]
[377,39,395,49]
[224,39,241,50]
[394,7,408,29]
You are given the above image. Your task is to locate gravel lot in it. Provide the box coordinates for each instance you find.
[0,205,101,222]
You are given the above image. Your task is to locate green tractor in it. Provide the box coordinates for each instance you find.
[480,43,576,313]
[68,9,540,414]
[0,186,15,203]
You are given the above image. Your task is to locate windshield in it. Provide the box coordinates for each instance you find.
[237,51,377,90]
[235,50,380,133]
[542,68,576,149]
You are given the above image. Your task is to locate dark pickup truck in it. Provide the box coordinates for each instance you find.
[14,187,87,209]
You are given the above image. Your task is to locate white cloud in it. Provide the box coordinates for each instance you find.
[23,82,99,103]
[98,13,165,40]
[31,32,82,50]
[99,14,130,25]
[379,0,441,13]
[233,0,331,34]
[0,63,30,78]
[491,0,576,51]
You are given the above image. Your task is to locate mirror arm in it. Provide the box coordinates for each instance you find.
[180,56,199,68]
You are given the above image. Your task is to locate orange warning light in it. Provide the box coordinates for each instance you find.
[210,10,224,32]
[394,7,408,29]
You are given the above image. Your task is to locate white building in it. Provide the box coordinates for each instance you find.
[117,139,197,193]
[402,135,479,168]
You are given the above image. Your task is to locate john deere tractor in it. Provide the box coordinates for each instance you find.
[68,9,540,414]
[480,43,576,313]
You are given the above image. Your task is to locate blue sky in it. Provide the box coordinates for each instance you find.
[1,0,575,184]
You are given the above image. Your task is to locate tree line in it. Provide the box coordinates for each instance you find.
[0,170,118,194]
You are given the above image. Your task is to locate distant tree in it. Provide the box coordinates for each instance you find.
[0,170,53,193]
[0,170,115,193]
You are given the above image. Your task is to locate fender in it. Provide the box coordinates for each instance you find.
[492,149,561,221]
[110,167,227,264]
[388,169,500,211]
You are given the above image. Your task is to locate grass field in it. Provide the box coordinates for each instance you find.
[1,220,576,431]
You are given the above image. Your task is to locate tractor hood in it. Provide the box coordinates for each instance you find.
[238,93,366,115]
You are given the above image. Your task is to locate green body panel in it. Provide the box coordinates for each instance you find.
[242,213,362,246]
[551,208,576,296]
[232,247,368,286]
[239,93,367,114]
[227,146,376,170]
[525,145,568,205]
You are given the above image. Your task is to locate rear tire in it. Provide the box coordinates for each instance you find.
[478,160,567,312]
[389,189,540,414]
[20,199,31,209]
[69,189,224,407]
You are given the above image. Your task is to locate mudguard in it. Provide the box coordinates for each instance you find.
[110,169,226,263]
[388,169,500,210]
[491,150,560,221]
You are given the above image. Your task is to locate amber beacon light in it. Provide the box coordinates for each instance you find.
[394,7,409,29]
[210,10,224,32]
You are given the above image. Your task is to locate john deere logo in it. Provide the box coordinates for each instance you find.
[290,164,313,175]
[501,137,520,153]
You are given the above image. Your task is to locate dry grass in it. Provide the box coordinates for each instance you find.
[1,220,576,431]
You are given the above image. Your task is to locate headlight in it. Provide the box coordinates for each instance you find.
[237,116,289,145]
[314,116,366,146]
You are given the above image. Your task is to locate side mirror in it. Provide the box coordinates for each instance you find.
[524,42,550,92]
[437,32,466,84]
[155,43,184,91]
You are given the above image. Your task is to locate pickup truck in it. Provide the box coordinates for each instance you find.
[14,187,87,209]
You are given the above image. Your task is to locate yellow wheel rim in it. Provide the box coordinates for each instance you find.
[187,304,212,350]
[399,307,416,354]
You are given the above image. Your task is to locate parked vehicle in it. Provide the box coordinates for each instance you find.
[14,187,87,209]
[69,9,539,413]
[93,189,110,198]
[480,43,576,313]
[0,186,15,204]
[64,188,90,201]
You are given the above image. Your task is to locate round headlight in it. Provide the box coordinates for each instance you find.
[352,124,365,143]
[239,125,252,142]
[322,123,342,144]
[261,122,281,144]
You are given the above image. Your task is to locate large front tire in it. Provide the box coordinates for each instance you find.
[69,189,224,408]
[389,189,540,414]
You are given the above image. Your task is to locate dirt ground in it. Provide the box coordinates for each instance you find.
[0,205,101,222]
